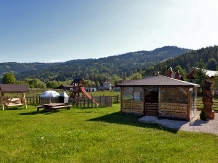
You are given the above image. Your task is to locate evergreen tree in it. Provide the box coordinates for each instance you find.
[175,64,187,81]
[207,58,217,70]
[194,59,207,94]
[160,61,167,75]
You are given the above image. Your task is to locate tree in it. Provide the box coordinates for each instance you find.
[128,73,143,80]
[207,58,217,70]
[84,80,95,87]
[46,80,60,88]
[25,78,46,88]
[95,80,100,88]
[175,64,187,81]
[111,74,122,85]
[160,61,167,75]
[194,59,207,94]
[2,73,16,84]
[122,72,127,80]
[212,75,218,90]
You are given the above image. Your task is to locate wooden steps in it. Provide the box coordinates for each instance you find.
[145,103,158,116]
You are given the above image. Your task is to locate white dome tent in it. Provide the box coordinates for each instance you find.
[40,90,60,103]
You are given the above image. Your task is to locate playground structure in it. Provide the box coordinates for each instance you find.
[69,79,99,106]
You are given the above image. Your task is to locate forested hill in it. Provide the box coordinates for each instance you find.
[15,46,190,83]
[0,62,62,79]
[142,46,218,76]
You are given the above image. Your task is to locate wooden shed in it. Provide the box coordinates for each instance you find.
[0,84,29,110]
[116,75,200,121]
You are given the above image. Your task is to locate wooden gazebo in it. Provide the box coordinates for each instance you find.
[0,84,29,110]
[116,75,200,121]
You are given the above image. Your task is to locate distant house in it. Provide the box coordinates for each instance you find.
[186,67,218,82]
[103,81,112,90]
[85,87,97,92]
[56,84,73,91]
[99,81,112,90]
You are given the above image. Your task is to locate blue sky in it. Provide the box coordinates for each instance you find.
[1,0,218,63]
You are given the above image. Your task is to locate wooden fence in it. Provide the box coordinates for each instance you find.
[69,96,113,108]
[26,95,118,104]
[0,94,119,108]
[2,95,119,107]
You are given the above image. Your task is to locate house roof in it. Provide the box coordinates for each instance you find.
[186,67,218,79]
[56,84,65,89]
[0,84,29,93]
[116,75,200,87]
[70,79,83,85]
[56,84,74,89]
[103,81,111,84]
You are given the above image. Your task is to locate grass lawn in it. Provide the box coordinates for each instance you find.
[0,104,218,163]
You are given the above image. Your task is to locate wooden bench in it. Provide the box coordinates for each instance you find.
[36,105,45,111]
[4,98,23,108]
[51,105,71,112]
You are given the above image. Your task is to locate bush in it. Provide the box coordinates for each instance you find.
[200,109,207,121]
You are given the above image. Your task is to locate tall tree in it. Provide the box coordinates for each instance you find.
[2,73,16,84]
[160,61,167,75]
[46,80,60,88]
[175,64,187,81]
[207,58,217,70]
[194,59,207,94]
[128,73,143,80]
[25,78,46,88]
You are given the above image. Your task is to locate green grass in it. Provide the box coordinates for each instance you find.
[0,104,218,163]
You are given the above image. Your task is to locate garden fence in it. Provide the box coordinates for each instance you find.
[0,95,119,108]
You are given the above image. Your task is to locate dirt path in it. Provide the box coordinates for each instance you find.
[139,111,218,136]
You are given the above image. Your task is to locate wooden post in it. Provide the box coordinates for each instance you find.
[100,96,101,108]
[158,87,161,116]
[121,88,123,112]
[187,89,190,120]
[91,96,93,108]
[22,93,27,109]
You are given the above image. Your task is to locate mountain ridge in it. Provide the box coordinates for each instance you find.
[12,46,191,83]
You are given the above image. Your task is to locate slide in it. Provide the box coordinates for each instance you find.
[80,87,99,106]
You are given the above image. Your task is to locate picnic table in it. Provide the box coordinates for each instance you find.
[37,103,71,112]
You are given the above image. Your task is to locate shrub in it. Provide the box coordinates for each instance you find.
[200,109,207,121]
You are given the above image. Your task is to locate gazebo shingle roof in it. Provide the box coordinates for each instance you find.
[0,84,29,93]
[116,75,200,87]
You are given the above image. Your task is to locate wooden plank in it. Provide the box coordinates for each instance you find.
[36,105,44,111]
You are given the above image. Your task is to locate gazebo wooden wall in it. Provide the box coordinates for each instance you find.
[120,86,197,120]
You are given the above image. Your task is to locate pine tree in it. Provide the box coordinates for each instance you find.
[194,59,207,94]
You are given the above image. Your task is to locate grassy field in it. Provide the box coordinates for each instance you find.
[0,104,218,163]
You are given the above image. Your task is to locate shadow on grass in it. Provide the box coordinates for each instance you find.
[4,107,23,110]
[19,110,53,115]
[89,112,179,134]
